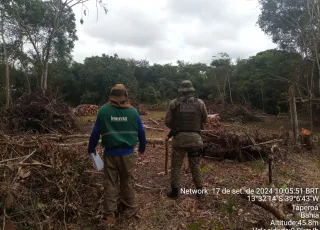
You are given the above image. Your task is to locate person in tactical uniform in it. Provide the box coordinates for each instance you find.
[165,80,208,199]
[88,84,146,226]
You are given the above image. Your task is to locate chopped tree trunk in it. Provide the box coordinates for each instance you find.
[300,129,313,151]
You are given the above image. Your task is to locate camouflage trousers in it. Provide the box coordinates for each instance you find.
[103,154,138,218]
[170,146,203,188]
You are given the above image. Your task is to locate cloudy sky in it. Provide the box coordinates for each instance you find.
[72,0,277,65]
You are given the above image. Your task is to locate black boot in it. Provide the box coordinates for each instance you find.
[167,186,179,199]
[196,187,205,199]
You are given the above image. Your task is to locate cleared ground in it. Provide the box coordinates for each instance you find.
[75,111,320,230]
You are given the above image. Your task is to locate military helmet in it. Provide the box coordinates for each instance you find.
[109,84,128,102]
[178,80,195,92]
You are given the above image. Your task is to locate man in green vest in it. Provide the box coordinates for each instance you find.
[165,80,208,199]
[88,84,146,226]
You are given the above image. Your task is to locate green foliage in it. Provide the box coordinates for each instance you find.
[222,201,234,216]
[140,85,158,104]
[0,49,314,115]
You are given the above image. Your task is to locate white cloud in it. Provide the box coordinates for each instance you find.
[71,0,277,64]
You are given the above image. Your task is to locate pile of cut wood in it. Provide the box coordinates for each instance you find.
[0,134,103,229]
[74,104,99,116]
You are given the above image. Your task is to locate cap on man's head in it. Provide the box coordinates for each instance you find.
[178,80,195,92]
[109,84,128,102]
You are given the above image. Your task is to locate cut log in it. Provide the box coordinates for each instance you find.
[239,189,291,228]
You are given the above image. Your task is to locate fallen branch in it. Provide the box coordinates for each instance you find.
[2,206,5,230]
[19,149,37,164]
[244,130,260,151]
[19,162,53,168]
[143,125,164,132]
[239,191,291,228]
[0,155,32,164]
[148,118,159,126]
[241,139,283,149]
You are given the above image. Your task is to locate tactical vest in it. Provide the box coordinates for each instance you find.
[173,97,202,132]
[98,105,138,149]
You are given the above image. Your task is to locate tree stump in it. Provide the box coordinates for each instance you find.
[300,128,313,151]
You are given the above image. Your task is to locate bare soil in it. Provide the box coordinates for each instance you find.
[76,111,320,230]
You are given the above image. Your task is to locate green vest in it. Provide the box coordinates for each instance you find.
[98,105,138,149]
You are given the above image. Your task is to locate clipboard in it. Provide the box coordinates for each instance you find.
[90,151,104,171]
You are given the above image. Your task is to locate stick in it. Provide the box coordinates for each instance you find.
[2,170,5,230]
[148,118,159,125]
[19,149,37,164]
[0,155,30,164]
[268,155,273,184]
[238,192,290,227]
[143,126,164,132]
[2,206,5,230]
[18,162,53,168]
[244,130,260,151]
[241,139,283,149]
[165,138,169,175]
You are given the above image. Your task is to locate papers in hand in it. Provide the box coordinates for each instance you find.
[90,152,104,171]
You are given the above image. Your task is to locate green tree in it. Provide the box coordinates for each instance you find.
[258,0,320,96]
[4,0,107,92]
[232,49,303,114]
[142,85,158,104]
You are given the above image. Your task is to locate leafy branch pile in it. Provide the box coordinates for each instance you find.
[0,134,105,229]
[0,91,79,134]
[202,126,284,161]
[204,101,263,123]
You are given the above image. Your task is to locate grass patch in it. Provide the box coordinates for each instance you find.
[250,160,265,172]
[146,111,166,119]
[146,130,166,138]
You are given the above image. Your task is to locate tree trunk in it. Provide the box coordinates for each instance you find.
[222,74,227,104]
[260,82,264,112]
[25,71,31,95]
[309,101,313,132]
[5,62,10,107]
[213,73,223,102]
[41,62,48,91]
[289,86,299,145]
[0,10,10,107]
[227,72,233,104]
